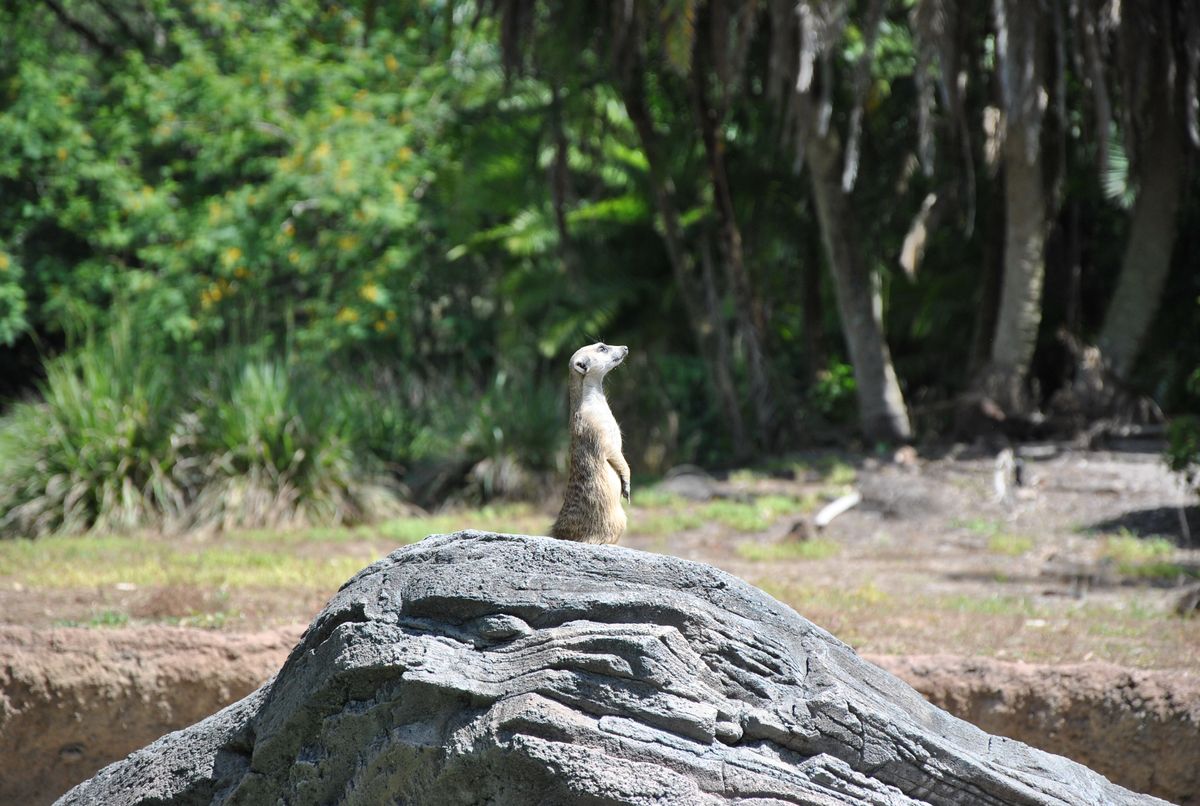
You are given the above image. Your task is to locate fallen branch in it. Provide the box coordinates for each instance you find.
[814,489,862,529]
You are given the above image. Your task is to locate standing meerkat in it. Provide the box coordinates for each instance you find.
[550,342,630,545]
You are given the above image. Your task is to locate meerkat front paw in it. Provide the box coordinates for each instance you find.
[621,477,631,502]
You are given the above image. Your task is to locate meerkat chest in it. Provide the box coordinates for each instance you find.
[577,398,622,451]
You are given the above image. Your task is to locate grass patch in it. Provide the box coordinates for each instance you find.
[986,533,1035,556]
[54,610,131,628]
[939,595,1032,617]
[629,493,814,536]
[629,487,688,508]
[632,510,708,535]
[736,538,839,562]
[1097,532,1195,580]
[757,580,889,612]
[0,504,553,592]
[956,517,1004,537]
[702,495,814,532]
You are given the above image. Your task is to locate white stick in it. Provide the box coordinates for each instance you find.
[814,490,862,529]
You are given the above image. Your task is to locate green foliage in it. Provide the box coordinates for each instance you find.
[2,0,1199,528]
[0,326,405,538]
[810,360,858,420]
[0,325,188,536]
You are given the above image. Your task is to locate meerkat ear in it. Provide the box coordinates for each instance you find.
[573,358,588,375]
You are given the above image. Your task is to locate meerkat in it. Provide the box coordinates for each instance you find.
[550,342,630,545]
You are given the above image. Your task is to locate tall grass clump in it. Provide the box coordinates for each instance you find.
[459,370,566,502]
[0,325,187,537]
[187,355,405,531]
[0,332,408,538]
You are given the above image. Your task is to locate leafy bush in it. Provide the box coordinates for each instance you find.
[0,326,187,537]
[187,356,405,532]
[0,333,407,538]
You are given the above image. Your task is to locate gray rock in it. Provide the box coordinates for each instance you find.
[58,532,1167,805]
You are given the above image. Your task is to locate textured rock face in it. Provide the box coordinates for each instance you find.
[59,532,1167,805]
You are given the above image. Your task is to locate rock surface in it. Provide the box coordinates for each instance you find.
[58,532,1168,805]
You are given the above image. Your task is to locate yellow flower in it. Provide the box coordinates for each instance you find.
[373,320,387,332]
[259,69,270,85]
[337,159,352,179]
[337,234,358,252]
[288,250,300,265]
[335,307,359,324]
[313,141,332,160]
[222,246,243,266]
[208,201,224,223]
[385,309,397,322]
[354,88,368,102]
[234,266,249,279]
[385,54,399,73]
[282,220,295,237]
[391,182,407,203]
[360,282,379,302]
[331,105,346,120]
[397,146,414,163]
[56,147,67,162]
[0,253,10,271]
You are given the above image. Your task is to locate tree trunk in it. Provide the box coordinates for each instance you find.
[1097,113,1187,380]
[806,132,913,443]
[982,125,1047,412]
[619,77,749,454]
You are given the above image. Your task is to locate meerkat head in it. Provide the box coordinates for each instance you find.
[569,342,628,380]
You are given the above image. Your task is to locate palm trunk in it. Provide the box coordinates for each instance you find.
[1097,114,1186,380]
[984,125,1047,412]
[806,132,913,443]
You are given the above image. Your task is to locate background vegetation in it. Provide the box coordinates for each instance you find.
[1,0,1198,536]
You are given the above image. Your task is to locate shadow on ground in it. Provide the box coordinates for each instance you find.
[1089,505,1200,546]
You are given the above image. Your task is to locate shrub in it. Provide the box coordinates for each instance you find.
[0,327,187,537]
[0,335,407,538]
[186,356,405,532]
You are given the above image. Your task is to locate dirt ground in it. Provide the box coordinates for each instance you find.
[1,443,1197,670]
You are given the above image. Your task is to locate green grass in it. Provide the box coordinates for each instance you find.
[632,509,708,535]
[0,504,550,592]
[703,495,814,532]
[736,538,839,562]
[54,610,131,628]
[987,533,1035,556]
[1097,532,1195,580]
[956,517,1004,537]
[757,579,889,612]
[630,492,815,536]
[626,486,688,508]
